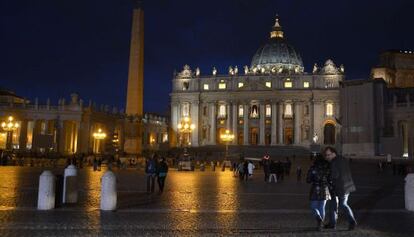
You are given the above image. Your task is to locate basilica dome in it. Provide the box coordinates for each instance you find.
[250,17,304,73]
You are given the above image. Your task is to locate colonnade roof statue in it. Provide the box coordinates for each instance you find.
[250,15,304,74]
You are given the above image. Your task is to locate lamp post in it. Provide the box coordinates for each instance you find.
[92,128,107,154]
[220,129,234,159]
[1,116,19,150]
[177,117,195,148]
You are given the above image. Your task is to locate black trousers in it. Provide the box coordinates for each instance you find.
[158,176,166,192]
[146,174,156,193]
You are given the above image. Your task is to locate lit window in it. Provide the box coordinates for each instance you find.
[218,82,226,89]
[162,133,168,142]
[265,82,272,88]
[250,105,259,118]
[326,103,334,116]
[303,82,309,88]
[284,103,292,117]
[203,84,209,90]
[238,105,244,117]
[182,103,189,117]
[218,104,226,118]
[284,81,292,88]
[238,82,244,88]
[265,105,271,117]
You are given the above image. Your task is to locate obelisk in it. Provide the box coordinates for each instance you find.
[124,1,144,155]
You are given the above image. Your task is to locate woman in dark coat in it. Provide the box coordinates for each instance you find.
[306,153,332,231]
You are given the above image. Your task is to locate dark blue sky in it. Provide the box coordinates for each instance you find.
[1,0,413,115]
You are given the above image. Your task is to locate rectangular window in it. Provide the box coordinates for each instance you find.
[218,83,226,89]
[284,81,293,88]
[238,82,244,88]
[182,103,190,117]
[265,82,272,88]
[303,81,310,88]
[203,84,209,90]
[265,104,271,117]
[218,104,226,118]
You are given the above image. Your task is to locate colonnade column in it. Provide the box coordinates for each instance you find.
[19,120,28,150]
[191,101,199,147]
[271,103,277,145]
[259,103,265,145]
[294,102,302,144]
[209,102,216,145]
[277,102,283,144]
[170,102,179,147]
[243,104,249,145]
[232,103,238,145]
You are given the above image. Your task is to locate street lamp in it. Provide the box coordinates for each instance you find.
[1,116,19,150]
[92,128,106,154]
[220,129,234,159]
[177,117,195,147]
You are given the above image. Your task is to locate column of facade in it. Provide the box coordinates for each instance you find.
[271,102,277,145]
[191,101,199,147]
[170,102,179,147]
[294,102,302,144]
[226,102,231,130]
[259,103,265,145]
[277,102,283,144]
[243,104,249,145]
[232,103,238,145]
[19,120,28,150]
[209,102,216,145]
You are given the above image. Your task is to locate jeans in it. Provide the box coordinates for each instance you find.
[329,194,356,225]
[146,173,156,193]
[268,173,277,183]
[310,200,327,221]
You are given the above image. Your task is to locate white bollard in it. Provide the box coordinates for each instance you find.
[100,170,117,211]
[37,170,56,210]
[63,164,78,203]
[405,173,414,211]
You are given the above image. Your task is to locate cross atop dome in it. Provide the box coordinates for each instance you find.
[270,15,284,39]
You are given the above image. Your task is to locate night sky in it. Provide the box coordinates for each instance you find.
[1,0,413,115]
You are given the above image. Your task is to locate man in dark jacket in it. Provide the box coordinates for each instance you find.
[145,155,158,193]
[324,146,357,230]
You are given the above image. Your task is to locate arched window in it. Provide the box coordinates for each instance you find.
[218,104,226,118]
[250,105,259,118]
[326,103,334,116]
[238,105,244,117]
[265,104,271,117]
[284,103,292,117]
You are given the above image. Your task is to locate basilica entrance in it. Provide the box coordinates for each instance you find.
[249,128,258,145]
[283,119,293,144]
[324,123,336,144]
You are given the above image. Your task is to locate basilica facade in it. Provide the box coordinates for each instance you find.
[170,17,345,148]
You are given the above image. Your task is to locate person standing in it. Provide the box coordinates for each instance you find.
[324,147,357,230]
[262,155,271,182]
[145,155,158,193]
[237,162,245,181]
[157,157,169,193]
[269,161,278,183]
[247,161,255,180]
[306,154,332,231]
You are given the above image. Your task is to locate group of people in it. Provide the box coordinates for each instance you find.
[306,146,357,231]
[235,160,256,180]
[145,154,169,194]
[262,156,293,183]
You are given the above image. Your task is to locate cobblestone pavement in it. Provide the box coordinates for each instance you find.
[0,158,413,236]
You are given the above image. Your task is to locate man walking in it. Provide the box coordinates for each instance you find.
[145,155,158,193]
[324,147,357,230]
[262,155,271,182]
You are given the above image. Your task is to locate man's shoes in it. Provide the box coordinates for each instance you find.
[348,221,357,231]
[323,223,336,230]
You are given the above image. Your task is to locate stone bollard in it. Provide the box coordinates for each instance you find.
[37,170,56,210]
[100,170,117,211]
[405,174,414,211]
[63,165,78,203]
